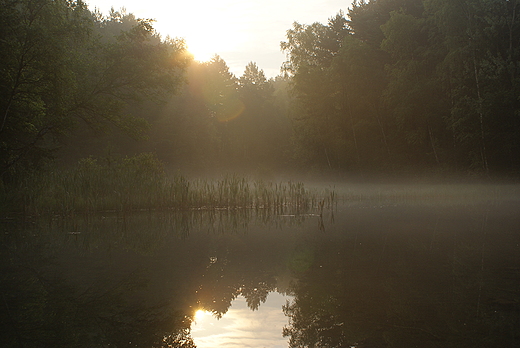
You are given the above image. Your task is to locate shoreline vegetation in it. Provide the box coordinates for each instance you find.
[3,154,336,216]
[2,0,520,220]
[3,153,518,218]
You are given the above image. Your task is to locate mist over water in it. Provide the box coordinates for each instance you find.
[3,1,520,346]
[1,182,519,347]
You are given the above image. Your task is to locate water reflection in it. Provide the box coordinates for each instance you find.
[1,194,519,347]
[282,204,520,347]
[192,293,291,348]
[0,209,323,347]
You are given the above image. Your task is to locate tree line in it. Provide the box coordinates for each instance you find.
[1,0,519,193]
[282,0,520,176]
[0,0,189,184]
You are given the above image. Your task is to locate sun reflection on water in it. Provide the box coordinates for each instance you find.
[192,292,291,348]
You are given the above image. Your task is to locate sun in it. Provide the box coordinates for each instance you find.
[186,37,219,63]
[87,1,255,63]
[151,3,250,63]
[194,309,210,321]
[182,19,248,63]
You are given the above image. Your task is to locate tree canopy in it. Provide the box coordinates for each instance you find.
[0,0,189,183]
[2,0,519,193]
[282,0,520,175]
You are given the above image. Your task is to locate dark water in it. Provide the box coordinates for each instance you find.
[1,188,520,347]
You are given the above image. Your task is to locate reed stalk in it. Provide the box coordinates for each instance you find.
[13,154,334,216]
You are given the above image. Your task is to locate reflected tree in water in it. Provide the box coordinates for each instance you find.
[194,235,281,317]
[282,206,520,347]
[2,202,519,347]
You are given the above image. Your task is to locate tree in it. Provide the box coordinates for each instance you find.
[380,8,450,169]
[426,0,520,172]
[281,14,352,170]
[0,0,92,181]
[0,0,189,184]
[331,34,392,171]
[236,62,284,169]
[282,0,520,174]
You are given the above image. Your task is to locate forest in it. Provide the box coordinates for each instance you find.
[1,2,520,347]
[1,0,520,211]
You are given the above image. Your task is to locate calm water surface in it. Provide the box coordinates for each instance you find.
[192,293,291,348]
[1,185,519,347]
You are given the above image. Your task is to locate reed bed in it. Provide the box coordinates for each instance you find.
[14,154,334,216]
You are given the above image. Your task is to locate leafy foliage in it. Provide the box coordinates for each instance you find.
[282,0,520,175]
[0,0,189,184]
[2,0,519,207]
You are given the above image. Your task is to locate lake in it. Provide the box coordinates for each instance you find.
[1,183,519,347]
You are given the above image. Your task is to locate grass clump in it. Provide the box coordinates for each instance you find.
[18,153,166,214]
[11,154,333,216]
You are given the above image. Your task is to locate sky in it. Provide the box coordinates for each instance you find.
[85,0,354,78]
